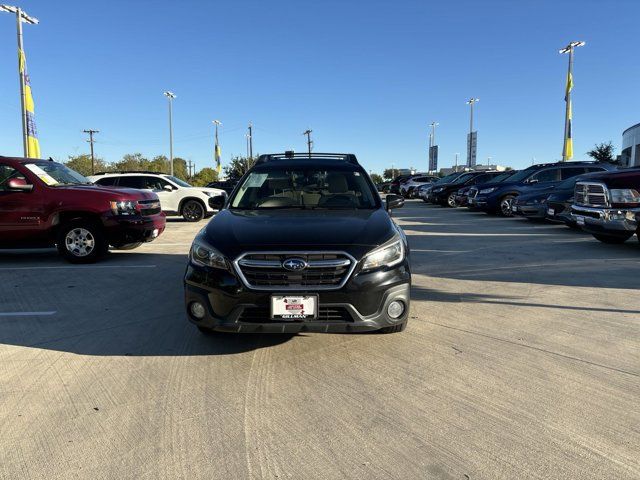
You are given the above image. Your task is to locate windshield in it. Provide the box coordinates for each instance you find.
[166,175,192,187]
[486,171,516,184]
[25,161,91,186]
[230,168,379,209]
[501,166,537,183]
[436,172,463,184]
[450,172,477,185]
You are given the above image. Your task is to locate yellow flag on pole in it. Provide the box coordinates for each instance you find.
[19,49,41,158]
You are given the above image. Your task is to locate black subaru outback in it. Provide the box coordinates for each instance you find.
[184,152,410,334]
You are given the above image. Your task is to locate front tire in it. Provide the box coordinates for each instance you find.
[592,233,633,244]
[56,220,108,263]
[499,195,516,217]
[446,193,457,208]
[182,200,205,222]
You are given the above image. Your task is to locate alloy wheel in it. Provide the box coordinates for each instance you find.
[65,228,95,257]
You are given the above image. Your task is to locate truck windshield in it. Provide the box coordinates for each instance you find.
[230,168,380,210]
[25,161,92,186]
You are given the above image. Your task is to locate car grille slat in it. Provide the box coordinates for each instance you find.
[238,306,353,323]
[575,182,608,207]
[235,252,354,290]
[138,199,162,215]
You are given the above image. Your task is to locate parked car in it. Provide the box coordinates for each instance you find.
[400,175,438,198]
[545,173,602,227]
[184,152,411,334]
[431,171,504,207]
[0,156,166,263]
[511,190,551,219]
[472,162,613,216]
[461,170,516,207]
[89,171,226,222]
[418,172,466,202]
[571,168,640,243]
[205,180,238,195]
[389,175,413,194]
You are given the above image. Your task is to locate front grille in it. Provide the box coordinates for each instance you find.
[235,252,354,290]
[574,182,608,207]
[238,306,353,323]
[139,199,162,215]
[468,187,478,199]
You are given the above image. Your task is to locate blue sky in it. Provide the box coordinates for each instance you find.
[1,0,639,174]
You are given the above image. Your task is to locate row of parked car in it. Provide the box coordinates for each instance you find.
[413,160,640,244]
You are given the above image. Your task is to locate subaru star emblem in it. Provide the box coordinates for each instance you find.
[282,258,308,271]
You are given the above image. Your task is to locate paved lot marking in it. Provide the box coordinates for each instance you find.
[0,311,57,317]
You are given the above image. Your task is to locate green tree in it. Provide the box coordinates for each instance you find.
[191,167,219,187]
[383,168,399,180]
[224,155,256,180]
[587,142,617,164]
[112,153,149,172]
[64,154,111,176]
[173,158,189,180]
[370,173,383,184]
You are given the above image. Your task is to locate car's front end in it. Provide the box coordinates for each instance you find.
[102,194,166,247]
[546,190,576,226]
[511,191,549,218]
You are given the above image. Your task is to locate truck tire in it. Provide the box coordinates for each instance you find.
[56,220,108,263]
[182,200,205,222]
[592,233,633,244]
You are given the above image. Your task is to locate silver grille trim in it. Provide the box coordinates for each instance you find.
[575,182,609,207]
[234,251,357,291]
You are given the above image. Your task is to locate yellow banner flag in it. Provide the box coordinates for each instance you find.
[19,49,41,158]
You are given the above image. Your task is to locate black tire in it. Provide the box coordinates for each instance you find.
[446,193,457,208]
[56,220,108,264]
[182,200,205,222]
[112,242,143,250]
[379,321,407,334]
[592,233,633,244]
[498,195,516,217]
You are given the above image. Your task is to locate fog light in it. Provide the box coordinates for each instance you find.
[387,300,405,319]
[190,302,206,319]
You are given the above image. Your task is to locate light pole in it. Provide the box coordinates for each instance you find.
[163,91,176,176]
[454,153,459,171]
[559,41,585,161]
[466,98,479,167]
[1,4,39,157]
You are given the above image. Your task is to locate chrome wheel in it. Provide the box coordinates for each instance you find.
[500,196,514,217]
[65,227,95,257]
[447,193,457,207]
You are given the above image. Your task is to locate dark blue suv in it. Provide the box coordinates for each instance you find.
[471,161,613,216]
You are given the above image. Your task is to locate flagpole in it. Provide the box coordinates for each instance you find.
[560,41,584,162]
[16,8,28,156]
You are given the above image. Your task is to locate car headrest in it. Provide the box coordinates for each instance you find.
[326,174,349,193]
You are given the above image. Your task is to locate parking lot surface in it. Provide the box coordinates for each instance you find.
[1,204,639,479]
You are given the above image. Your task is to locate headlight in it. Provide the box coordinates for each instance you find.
[609,189,640,203]
[479,187,497,194]
[190,238,229,270]
[362,235,405,271]
[110,200,138,216]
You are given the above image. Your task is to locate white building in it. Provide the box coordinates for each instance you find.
[621,123,640,167]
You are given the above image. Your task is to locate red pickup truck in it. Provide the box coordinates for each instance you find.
[0,156,166,263]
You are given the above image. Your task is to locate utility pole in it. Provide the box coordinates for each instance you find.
[303,129,313,157]
[466,98,479,167]
[247,122,253,160]
[83,129,99,174]
[163,91,176,176]
[187,160,194,178]
[487,156,492,167]
[245,133,250,159]
[559,41,585,161]
[1,5,39,157]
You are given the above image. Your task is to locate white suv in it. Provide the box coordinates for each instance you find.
[89,172,226,222]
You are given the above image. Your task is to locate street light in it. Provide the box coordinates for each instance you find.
[466,98,479,167]
[1,4,39,157]
[559,41,585,161]
[163,91,176,176]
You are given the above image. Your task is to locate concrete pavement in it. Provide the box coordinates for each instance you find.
[0,204,638,479]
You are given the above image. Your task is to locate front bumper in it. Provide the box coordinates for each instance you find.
[184,260,411,333]
[512,203,546,218]
[571,205,640,234]
[103,213,166,246]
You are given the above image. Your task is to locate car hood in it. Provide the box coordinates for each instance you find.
[573,168,640,189]
[204,208,397,259]
[59,184,159,200]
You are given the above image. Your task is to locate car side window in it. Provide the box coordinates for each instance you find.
[95,177,118,186]
[561,167,587,180]
[585,166,606,173]
[117,176,145,189]
[532,168,560,183]
[0,164,27,192]
[142,176,171,191]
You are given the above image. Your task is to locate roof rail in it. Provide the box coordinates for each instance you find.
[93,170,165,175]
[255,152,359,165]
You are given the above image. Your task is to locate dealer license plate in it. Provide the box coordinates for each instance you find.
[547,208,555,216]
[271,295,318,320]
[575,215,585,226]
[511,204,518,212]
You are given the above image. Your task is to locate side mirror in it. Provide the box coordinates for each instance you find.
[386,194,404,211]
[208,195,226,210]
[7,178,33,192]
[163,185,174,192]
